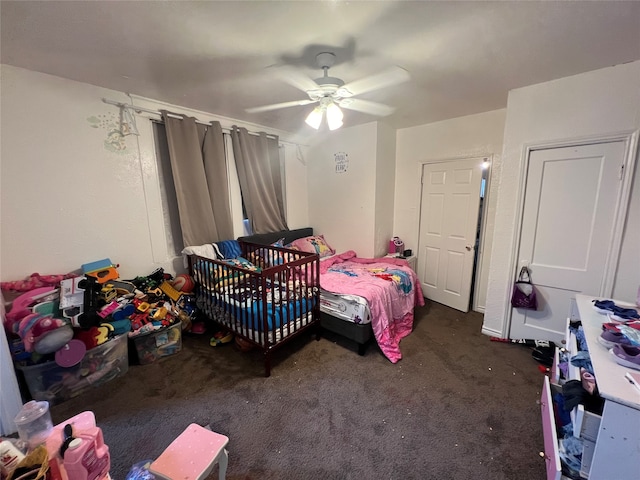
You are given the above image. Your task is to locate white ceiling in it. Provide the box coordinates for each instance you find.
[2,1,639,135]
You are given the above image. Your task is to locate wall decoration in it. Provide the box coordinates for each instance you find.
[334,151,349,173]
[87,112,128,153]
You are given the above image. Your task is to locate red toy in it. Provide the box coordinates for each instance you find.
[171,274,195,293]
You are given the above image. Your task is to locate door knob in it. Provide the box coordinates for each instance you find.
[465,245,473,251]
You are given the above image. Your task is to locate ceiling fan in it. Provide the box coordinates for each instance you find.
[245,52,410,130]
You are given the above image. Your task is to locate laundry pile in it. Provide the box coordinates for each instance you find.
[2,260,197,405]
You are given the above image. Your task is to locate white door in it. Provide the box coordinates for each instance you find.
[510,141,625,343]
[417,158,484,312]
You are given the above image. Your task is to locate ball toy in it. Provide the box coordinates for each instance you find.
[171,273,195,293]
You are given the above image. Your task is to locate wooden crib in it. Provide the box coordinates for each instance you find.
[188,240,320,376]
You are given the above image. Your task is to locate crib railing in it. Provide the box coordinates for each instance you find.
[189,242,320,376]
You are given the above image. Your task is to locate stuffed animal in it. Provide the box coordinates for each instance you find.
[18,313,74,354]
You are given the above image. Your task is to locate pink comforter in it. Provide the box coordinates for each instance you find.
[320,251,425,363]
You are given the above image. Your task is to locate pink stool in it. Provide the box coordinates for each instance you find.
[149,424,229,480]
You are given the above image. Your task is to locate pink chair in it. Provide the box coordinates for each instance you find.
[149,424,229,480]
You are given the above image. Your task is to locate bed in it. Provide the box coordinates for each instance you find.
[187,237,320,376]
[239,228,424,363]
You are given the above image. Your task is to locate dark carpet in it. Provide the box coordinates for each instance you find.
[50,300,547,480]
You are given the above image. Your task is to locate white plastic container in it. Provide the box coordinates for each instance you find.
[0,439,25,475]
[13,400,53,449]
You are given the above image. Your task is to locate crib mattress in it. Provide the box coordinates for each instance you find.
[320,290,371,325]
[200,280,316,332]
[239,311,315,345]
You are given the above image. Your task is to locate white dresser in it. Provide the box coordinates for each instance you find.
[540,294,640,480]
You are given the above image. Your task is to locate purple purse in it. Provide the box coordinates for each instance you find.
[511,267,538,310]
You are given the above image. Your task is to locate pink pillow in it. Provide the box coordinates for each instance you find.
[286,235,335,258]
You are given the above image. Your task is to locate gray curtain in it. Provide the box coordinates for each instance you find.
[162,112,234,246]
[231,126,288,234]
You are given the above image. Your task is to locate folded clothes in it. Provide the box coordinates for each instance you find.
[562,379,605,415]
[570,351,593,375]
[562,380,588,411]
[559,433,584,480]
[610,308,640,321]
[619,325,640,346]
[593,299,640,320]
[593,299,616,312]
[573,325,588,351]
[553,392,572,426]
[603,321,640,331]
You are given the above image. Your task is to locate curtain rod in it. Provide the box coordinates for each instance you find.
[101,97,285,142]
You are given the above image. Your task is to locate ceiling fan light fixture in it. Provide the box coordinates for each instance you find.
[305,106,324,130]
[247,50,408,130]
[326,102,344,131]
[328,118,343,131]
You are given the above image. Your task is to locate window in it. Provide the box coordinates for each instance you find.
[152,122,288,250]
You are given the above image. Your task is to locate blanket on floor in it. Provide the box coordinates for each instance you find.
[320,251,424,363]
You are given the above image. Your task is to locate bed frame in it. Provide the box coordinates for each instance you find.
[239,228,373,356]
[188,237,320,376]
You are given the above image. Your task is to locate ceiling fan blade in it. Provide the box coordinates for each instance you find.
[274,66,320,93]
[339,66,410,97]
[339,98,396,117]
[245,99,316,114]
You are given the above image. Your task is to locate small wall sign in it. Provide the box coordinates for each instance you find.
[334,151,349,173]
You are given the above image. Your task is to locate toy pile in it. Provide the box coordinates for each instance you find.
[3,259,198,402]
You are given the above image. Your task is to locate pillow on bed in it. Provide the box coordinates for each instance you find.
[286,235,335,258]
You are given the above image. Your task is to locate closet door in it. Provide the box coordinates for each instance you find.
[509,141,625,342]
[417,158,483,312]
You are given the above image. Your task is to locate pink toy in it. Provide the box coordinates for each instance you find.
[150,423,228,480]
[55,339,87,367]
[97,301,119,319]
[18,313,73,354]
[5,287,58,332]
[63,427,110,480]
[1,272,76,292]
[45,411,110,480]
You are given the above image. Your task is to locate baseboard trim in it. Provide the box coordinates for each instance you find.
[481,326,503,338]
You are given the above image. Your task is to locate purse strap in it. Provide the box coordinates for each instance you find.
[518,266,531,283]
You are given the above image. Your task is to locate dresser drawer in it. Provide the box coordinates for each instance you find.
[550,347,561,384]
[567,331,580,381]
[580,439,596,479]
[540,376,562,480]
[572,406,601,442]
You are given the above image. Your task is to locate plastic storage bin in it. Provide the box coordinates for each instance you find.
[16,334,128,406]
[131,322,182,365]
